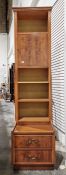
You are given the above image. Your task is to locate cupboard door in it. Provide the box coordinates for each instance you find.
[17,33,48,67]
[17,34,30,66]
[31,33,48,67]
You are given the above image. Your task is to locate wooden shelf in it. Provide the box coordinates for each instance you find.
[17,32,48,35]
[18,99,49,102]
[14,124,54,134]
[18,81,49,84]
[18,66,49,69]
[18,117,50,124]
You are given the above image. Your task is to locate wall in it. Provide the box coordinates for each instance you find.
[37,0,56,6]
[0,0,6,33]
[13,0,57,7]
[7,13,14,68]
[7,0,12,32]
[0,0,7,87]
[13,0,32,7]
[0,33,7,86]
[51,0,65,145]
[64,0,66,148]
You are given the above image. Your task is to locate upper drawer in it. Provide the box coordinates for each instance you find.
[14,135,53,149]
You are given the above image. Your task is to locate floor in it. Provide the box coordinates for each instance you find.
[0,99,66,175]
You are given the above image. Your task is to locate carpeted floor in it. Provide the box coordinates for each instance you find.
[0,99,66,175]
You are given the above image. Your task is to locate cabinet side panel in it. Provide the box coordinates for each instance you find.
[48,11,52,122]
[14,12,18,122]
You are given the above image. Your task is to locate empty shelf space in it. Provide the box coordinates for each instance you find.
[18,19,48,32]
[18,68,48,82]
[18,102,49,118]
[18,99,49,102]
[18,83,49,99]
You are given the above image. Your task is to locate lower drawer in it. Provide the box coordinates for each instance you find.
[14,150,53,164]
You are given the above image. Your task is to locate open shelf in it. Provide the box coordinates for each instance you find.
[18,83,49,99]
[17,9,48,32]
[18,20,47,32]
[18,68,48,82]
[18,102,49,118]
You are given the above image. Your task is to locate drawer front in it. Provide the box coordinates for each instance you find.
[14,135,52,148]
[15,150,52,163]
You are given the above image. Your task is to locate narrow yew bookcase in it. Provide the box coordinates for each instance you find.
[12,7,55,170]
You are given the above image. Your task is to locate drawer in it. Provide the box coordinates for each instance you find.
[15,150,52,163]
[14,135,52,148]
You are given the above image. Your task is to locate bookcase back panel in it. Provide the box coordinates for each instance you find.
[17,33,48,67]
[18,102,49,118]
[18,84,48,99]
[18,68,48,82]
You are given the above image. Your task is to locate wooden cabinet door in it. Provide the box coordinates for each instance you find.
[31,33,48,67]
[17,33,48,67]
[17,34,30,66]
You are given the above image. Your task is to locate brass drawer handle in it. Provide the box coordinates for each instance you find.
[26,138,39,145]
[26,154,40,160]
